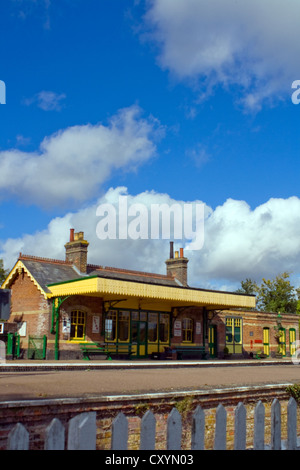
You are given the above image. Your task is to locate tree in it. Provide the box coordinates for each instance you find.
[256,272,298,314]
[0,259,8,285]
[237,272,300,314]
[236,278,258,296]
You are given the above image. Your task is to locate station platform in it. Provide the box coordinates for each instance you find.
[0,356,294,371]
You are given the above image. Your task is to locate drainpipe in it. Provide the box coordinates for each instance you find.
[55,309,59,361]
[51,298,60,360]
[203,307,207,350]
[51,296,70,360]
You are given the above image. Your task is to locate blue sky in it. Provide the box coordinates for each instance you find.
[1,0,300,291]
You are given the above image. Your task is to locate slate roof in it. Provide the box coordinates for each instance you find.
[18,254,180,293]
[21,258,82,293]
[87,266,181,288]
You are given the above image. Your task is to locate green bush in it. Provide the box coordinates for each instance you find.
[286,383,300,402]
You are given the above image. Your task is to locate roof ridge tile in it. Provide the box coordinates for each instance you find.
[19,253,72,265]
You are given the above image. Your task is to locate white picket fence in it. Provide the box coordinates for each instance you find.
[6,398,300,450]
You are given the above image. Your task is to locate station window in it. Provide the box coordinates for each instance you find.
[105,310,117,341]
[159,314,169,343]
[70,310,86,340]
[225,318,233,343]
[148,313,158,342]
[182,318,193,342]
[118,311,129,342]
[234,318,241,343]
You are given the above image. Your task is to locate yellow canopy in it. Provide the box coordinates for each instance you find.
[47,275,256,310]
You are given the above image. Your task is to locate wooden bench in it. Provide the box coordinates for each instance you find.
[80,342,104,360]
[165,346,206,360]
[103,343,132,360]
[80,342,132,360]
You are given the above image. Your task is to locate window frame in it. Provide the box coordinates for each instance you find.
[105,310,117,342]
[182,317,193,343]
[70,310,86,341]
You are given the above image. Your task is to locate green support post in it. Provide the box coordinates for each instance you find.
[6,333,20,359]
[55,303,59,361]
[51,296,70,360]
[6,333,13,357]
[14,333,20,358]
[43,335,47,359]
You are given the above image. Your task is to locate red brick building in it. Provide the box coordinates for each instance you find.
[1,230,298,360]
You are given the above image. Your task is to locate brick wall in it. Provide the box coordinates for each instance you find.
[213,310,299,358]
[9,270,51,350]
[57,295,104,360]
[8,271,105,359]
[0,385,296,450]
[171,307,204,345]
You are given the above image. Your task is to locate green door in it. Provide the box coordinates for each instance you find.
[226,317,242,354]
[209,325,217,358]
[278,328,286,356]
[131,321,147,358]
[289,329,296,356]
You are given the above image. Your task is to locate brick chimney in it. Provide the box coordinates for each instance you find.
[165,242,189,286]
[65,229,89,274]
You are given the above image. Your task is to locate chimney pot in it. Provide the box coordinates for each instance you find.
[165,244,189,286]
[65,229,89,273]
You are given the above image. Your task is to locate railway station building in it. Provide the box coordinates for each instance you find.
[1,229,298,360]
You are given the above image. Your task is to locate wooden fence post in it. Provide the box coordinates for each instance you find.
[167,408,182,450]
[67,412,96,450]
[140,410,156,450]
[253,400,265,450]
[45,418,65,450]
[214,404,227,450]
[7,423,29,450]
[234,402,246,450]
[191,405,205,450]
[111,412,128,450]
[271,398,281,450]
[287,397,297,450]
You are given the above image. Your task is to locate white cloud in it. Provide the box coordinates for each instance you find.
[0,106,161,208]
[144,0,300,110]
[185,144,210,169]
[189,196,300,288]
[24,91,66,111]
[2,187,300,291]
[1,187,188,274]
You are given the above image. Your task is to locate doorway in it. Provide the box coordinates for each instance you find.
[131,321,147,358]
[263,327,270,356]
[208,325,217,358]
[225,317,242,354]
